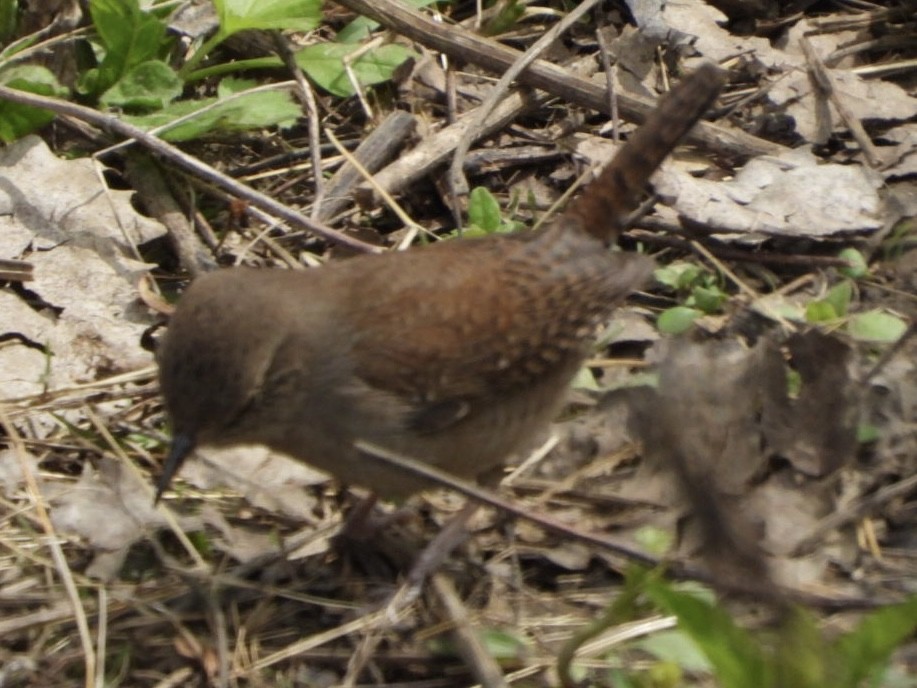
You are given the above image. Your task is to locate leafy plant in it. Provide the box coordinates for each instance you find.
[181,0,322,77]
[654,261,728,334]
[124,78,302,142]
[482,0,527,36]
[79,0,174,100]
[0,65,66,142]
[0,0,416,141]
[838,247,868,278]
[583,570,917,688]
[462,187,525,236]
[805,280,852,323]
[337,0,439,43]
[804,279,908,343]
[179,0,415,98]
[643,580,917,688]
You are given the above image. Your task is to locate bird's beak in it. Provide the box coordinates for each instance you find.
[155,432,196,504]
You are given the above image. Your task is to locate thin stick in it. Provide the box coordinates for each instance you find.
[271,32,327,216]
[0,86,378,254]
[801,38,881,168]
[595,28,619,143]
[334,0,783,159]
[447,0,605,218]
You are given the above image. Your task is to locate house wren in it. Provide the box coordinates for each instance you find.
[156,64,725,501]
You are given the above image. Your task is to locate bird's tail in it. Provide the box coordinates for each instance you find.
[564,63,726,243]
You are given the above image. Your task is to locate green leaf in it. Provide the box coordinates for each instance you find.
[214,0,321,35]
[0,66,67,141]
[786,368,802,398]
[186,530,213,558]
[217,77,258,96]
[824,280,852,317]
[637,661,683,688]
[99,60,182,110]
[846,310,908,343]
[831,596,917,687]
[482,0,526,35]
[125,84,300,141]
[89,0,169,94]
[633,527,673,557]
[838,247,868,278]
[675,264,703,290]
[296,43,416,97]
[654,262,700,290]
[805,300,838,323]
[636,630,712,674]
[773,609,828,688]
[478,628,530,661]
[657,307,701,335]
[692,285,726,314]
[468,187,503,233]
[856,423,880,443]
[646,581,770,688]
[0,0,16,43]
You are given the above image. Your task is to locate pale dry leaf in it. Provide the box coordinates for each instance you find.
[48,457,191,579]
[607,26,661,94]
[199,505,283,564]
[877,124,917,179]
[655,146,884,239]
[0,291,57,397]
[570,133,621,170]
[768,69,916,145]
[0,136,167,398]
[542,541,593,571]
[53,461,210,579]
[623,0,673,43]
[778,18,864,68]
[0,447,39,497]
[182,445,327,520]
[661,0,792,70]
[50,458,167,549]
[603,308,659,345]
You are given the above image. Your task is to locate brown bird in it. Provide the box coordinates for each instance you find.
[155,64,725,502]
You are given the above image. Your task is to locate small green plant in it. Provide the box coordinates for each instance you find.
[436,186,529,246]
[459,186,525,237]
[0,0,417,142]
[0,65,67,141]
[647,584,917,688]
[569,567,917,688]
[805,280,853,324]
[78,0,176,102]
[654,261,728,334]
[804,278,908,344]
[482,0,527,36]
[838,247,868,279]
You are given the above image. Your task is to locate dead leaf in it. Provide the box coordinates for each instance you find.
[769,69,916,145]
[0,447,39,496]
[48,457,186,580]
[656,146,884,239]
[180,445,327,520]
[0,136,166,399]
